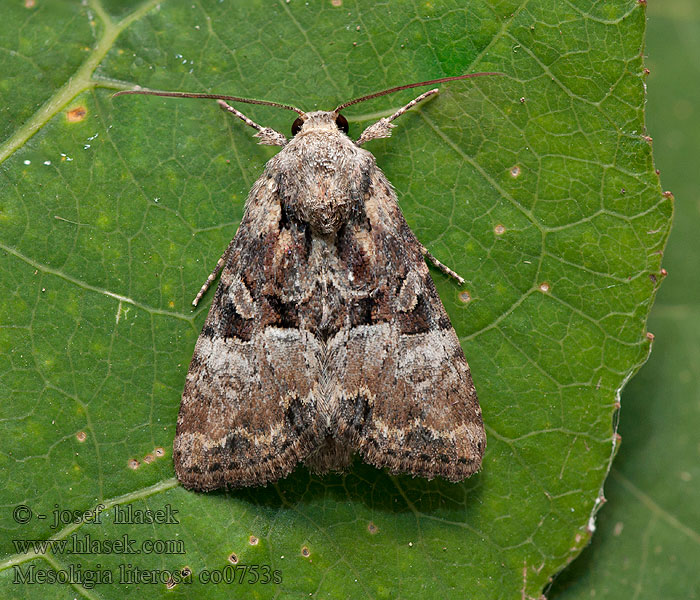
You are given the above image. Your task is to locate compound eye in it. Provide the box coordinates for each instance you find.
[291,117,304,136]
[335,113,349,134]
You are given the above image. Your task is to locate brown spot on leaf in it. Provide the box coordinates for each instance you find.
[248,535,259,546]
[155,447,165,457]
[646,332,655,341]
[331,0,342,5]
[301,546,310,558]
[538,282,551,293]
[76,431,87,442]
[458,290,471,304]
[228,552,238,564]
[24,0,36,8]
[128,459,139,470]
[494,224,506,235]
[66,106,87,122]
[367,522,378,534]
[510,165,521,178]
[181,566,192,577]
[165,577,176,589]
[143,453,155,464]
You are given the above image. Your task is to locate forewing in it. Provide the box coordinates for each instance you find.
[329,170,485,482]
[173,175,324,490]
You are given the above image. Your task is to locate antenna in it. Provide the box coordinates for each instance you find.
[112,89,305,116]
[334,72,503,113]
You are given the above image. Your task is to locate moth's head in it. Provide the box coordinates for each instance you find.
[290,111,349,138]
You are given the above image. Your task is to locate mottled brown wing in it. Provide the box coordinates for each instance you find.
[322,169,486,482]
[173,174,325,490]
[175,159,484,489]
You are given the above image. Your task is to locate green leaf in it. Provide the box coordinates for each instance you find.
[0,1,670,598]
[550,1,699,598]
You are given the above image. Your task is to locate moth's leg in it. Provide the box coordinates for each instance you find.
[356,89,439,146]
[420,245,465,285]
[217,100,287,146]
[192,240,235,307]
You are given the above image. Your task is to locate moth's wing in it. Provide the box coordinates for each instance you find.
[173,175,324,490]
[329,171,485,482]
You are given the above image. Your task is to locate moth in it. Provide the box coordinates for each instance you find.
[115,73,493,490]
